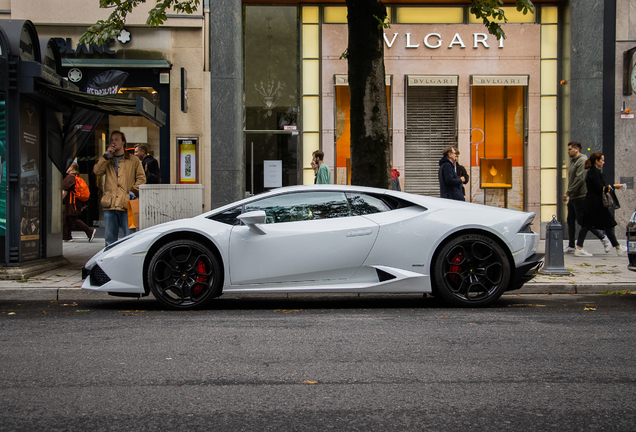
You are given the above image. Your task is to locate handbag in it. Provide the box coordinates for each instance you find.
[127,198,140,229]
[602,186,620,210]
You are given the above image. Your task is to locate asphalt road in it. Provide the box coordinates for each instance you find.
[1,293,636,431]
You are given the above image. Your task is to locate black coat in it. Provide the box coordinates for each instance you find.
[581,166,617,229]
[438,157,465,201]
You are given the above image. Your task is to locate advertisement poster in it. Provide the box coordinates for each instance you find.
[179,139,197,183]
[263,160,282,188]
[20,98,41,261]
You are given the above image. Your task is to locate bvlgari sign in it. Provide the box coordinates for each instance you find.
[471,75,529,86]
[408,75,458,86]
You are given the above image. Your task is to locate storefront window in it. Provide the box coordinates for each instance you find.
[471,85,526,210]
[245,6,299,194]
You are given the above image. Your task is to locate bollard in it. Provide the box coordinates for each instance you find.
[627,208,636,272]
[539,215,571,275]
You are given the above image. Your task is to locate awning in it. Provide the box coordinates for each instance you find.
[61,59,171,69]
[36,80,166,126]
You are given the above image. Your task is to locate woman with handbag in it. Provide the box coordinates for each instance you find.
[575,152,626,256]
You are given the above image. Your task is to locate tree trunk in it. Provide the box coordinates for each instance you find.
[345,0,390,189]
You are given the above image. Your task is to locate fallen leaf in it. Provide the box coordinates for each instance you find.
[584,307,596,311]
[437,315,449,318]
[469,323,478,325]
[75,310,90,313]
[41,311,46,315]
[273,309,302,313]
[303,380,318,384]
[55,274,65,277]
[8,312,15,315]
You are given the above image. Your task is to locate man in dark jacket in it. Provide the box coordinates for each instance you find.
[438,146,465,201]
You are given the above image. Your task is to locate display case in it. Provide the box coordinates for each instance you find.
[479,158,512,188]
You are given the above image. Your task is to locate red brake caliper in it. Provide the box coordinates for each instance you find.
[448,253,463,285]
[193,259,208,296]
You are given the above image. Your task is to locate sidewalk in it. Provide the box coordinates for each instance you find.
[0,232,634,301]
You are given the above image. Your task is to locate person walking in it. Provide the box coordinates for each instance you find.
[574,152,626,256]
[94,131,146,247]
[562,142,610,253]
[455,149,469,198]
[314,150,331,184]
[62,163,96,242]
[438,146,465,201]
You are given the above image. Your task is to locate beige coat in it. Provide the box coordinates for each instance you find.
[93,152,146,212]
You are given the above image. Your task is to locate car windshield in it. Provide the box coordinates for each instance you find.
[244,191,350,223]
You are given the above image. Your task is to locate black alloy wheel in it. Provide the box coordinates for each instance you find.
[432,234,511,307]
[147,239,221,310]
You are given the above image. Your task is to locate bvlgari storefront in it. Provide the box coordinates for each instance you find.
[243,4,562,227]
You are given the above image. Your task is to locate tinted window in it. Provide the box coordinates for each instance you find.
[209,206,242,225]
[347,193,391,215]
[245,192,350,224]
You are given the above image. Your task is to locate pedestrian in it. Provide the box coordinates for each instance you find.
[391,162,401,191]
[134,143,159,177]
[145,158,162,184]
[562,141,610,253]
[438,146,465,201]
[575,152,626,256]
[94,131,146,247]
[314,150,331,184]
[455,149,469,197]
[62,162,96,243]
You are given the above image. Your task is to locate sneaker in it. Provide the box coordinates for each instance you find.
[63,239,74,243]
[574,248,593,257]
[601,236,612,253]
[89,229,96,243]
[564,246,576,254]
[616,246,627,257]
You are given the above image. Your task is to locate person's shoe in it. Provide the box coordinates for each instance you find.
[89,229,96,243]
[616,246,627,257]
[601,236,612,253]
[63,239,74,243]
[564,246,576,254]
[574,248,593,257]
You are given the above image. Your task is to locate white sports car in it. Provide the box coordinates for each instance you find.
[82,185,542,309]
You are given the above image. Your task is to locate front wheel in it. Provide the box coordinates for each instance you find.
[147,239,222,310]
[432,234,511,307]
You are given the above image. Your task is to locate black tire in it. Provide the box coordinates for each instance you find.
[432,233,511,307]
[147,239,222,310]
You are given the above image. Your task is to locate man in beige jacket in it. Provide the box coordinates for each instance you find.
[94,130,146,246]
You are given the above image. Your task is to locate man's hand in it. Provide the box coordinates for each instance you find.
[562,194,568,202]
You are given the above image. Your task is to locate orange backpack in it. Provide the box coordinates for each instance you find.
[72,176,90,202]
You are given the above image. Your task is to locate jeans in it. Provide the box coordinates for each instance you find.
[104,210,130,247]
[567,198,603,247]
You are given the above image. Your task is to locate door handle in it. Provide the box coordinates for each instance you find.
[346,229,373,237]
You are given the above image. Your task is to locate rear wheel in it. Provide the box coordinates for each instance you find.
[432,234,510,307]
[147,239,221,310]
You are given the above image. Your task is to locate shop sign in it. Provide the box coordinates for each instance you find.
[384,32,504,50]
[407,75,458,86]
[335,75,392,86]
[53,37,115,55]
[471,75,529,86]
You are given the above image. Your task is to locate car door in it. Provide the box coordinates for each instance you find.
[228,191,379,285]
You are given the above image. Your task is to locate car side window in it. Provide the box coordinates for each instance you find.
[208,206,242,225]
[347,193,391,216]
[244,192,350,224]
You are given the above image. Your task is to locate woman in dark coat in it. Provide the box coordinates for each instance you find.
[575,152,625,256]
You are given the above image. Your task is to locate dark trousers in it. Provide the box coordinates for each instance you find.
[63,214,92,240]
[567,198,603,247]
[578,226,618,248]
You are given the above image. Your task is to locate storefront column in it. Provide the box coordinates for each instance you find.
[209,0,245,208]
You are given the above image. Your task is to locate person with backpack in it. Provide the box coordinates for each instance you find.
[62,162,96,242]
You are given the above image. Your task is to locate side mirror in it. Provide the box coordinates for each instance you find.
[237,210,267,235]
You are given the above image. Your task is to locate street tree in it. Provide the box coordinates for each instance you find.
[81,0,534,189]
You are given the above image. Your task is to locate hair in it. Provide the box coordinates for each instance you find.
[146,158,162,183]
[568,141,582,151]
[110,130,127,145]
[443,146,456,158]
[135,143,149,154]
[584,152,603,169]
[69,162,79,173]
[314,150,325,162]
